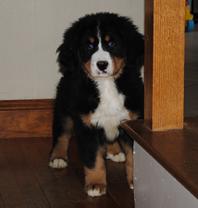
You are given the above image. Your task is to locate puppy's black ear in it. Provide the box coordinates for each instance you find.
[120,18,144,65]
[57,28,78,75]
[128,30,144,70]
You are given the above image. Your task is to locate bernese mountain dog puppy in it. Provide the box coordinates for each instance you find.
[49,13,144,197]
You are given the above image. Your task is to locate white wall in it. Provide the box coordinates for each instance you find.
[134,143,198,208]
[0,0,144,100]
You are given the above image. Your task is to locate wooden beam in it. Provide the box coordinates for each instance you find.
[144,0,185,130]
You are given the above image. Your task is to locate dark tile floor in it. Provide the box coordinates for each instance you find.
[185,26,198,117]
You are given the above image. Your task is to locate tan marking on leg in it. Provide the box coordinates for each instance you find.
[89,37,95,44]
[122,143,133,188]
[107,141,126,162]
[107,142,122,155]
[64,117,74,132]
[49,133,71,169]
[128,111,139,120]
[50,117,73,160]
[50,134,70,160]
[104,35,110,42]
[85,148,106,197]
[81,113,92,127]
[49,117,73,169]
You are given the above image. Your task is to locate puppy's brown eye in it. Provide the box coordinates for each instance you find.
[108,41,115,48]
[87,43,94,50]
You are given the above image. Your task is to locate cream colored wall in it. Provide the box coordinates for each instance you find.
[0,0,144,100]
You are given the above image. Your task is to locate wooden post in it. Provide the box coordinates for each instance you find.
[144,0,186,131]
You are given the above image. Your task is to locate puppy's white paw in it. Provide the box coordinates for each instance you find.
[49,158,68,169]
[86,184,106,197]
[130,183,134,190]
[87,189,104,197]
[106,152,126,162]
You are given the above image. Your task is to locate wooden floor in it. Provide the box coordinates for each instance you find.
[0,138,134,208]
[0,23,197,208]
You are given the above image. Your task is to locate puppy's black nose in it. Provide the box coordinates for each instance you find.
[97,61,108,72]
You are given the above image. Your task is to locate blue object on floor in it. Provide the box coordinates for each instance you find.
[187,20,195,32]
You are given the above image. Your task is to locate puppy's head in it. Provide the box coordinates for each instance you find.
[57,13,144,79]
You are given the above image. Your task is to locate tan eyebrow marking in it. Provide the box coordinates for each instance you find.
[104,35,110,42]
[88,37,95,43]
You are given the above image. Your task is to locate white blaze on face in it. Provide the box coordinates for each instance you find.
[140,66,144,83]
[90,31,113,77]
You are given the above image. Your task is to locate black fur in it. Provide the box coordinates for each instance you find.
[52,13,144,168]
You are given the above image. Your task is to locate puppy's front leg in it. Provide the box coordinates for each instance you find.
[84,147,106,197]
[119,131,134,190]
[49,115,73,169]
[76,118,107,197]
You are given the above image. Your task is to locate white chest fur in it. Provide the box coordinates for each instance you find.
[90,78,130,141]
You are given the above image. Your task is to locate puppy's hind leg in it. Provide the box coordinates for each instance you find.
[119,132,134,189]
[49,117,73,169]
[122,143,134,189]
